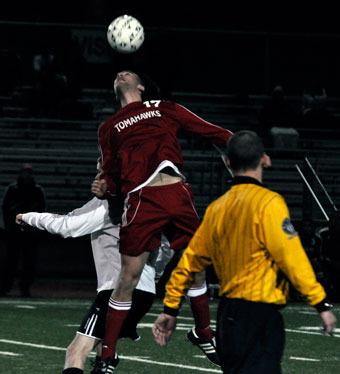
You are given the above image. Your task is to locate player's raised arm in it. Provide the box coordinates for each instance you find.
[16,198,111,238]
[174,102,233,145]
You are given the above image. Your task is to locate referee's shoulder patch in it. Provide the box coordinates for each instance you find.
[282,218,297,238]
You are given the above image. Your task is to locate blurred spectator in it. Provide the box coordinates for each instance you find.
[259,85,296,135]
[299,84,336,129]
[30,45,68,117]
[0,164,45,297]
[56,37,93,119]
[29,39,92,119]
[302,85,327,114]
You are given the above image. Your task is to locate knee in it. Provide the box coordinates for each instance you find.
[115,253,149,298]
[117,271,140,294]
[114,270,143,300]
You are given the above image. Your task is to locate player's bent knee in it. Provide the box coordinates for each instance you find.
[115,274,139,296]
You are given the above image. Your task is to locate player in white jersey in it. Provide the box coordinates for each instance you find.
[16,195,157,374]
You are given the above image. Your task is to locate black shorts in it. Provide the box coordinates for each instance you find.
[77,289,112,340]
[216,298,285,374]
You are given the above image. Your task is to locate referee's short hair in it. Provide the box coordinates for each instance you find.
[227,131,264,172]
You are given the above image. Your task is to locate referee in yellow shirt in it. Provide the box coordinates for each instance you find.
[152,131,336,373]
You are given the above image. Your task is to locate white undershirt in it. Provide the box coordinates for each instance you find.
[21,197,156,293]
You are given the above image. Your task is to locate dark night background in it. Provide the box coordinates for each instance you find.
[1,2,340,95]
[0,1,340,297]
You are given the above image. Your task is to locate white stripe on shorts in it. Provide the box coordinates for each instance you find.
[85,314,98,336]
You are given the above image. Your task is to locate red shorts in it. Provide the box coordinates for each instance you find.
[119,181,200,256]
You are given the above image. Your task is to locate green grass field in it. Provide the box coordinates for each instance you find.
[0,298,339,373]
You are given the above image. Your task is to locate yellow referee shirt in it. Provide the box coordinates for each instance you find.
[164,176,326,312]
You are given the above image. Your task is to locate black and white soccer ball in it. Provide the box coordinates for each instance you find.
[107,15,144,53]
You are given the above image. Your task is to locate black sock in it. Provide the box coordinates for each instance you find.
[62,368,83,374]
[121,289,155,332]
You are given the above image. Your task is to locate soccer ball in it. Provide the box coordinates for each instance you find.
[107,15,144,53]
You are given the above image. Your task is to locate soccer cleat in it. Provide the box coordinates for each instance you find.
[187,327,220,367]
[118,328,141,341]
[96,353,119,373]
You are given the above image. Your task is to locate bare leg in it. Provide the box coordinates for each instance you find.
[64,333,100,370]
[101,252,150,360]
[95,341,102,356]
[114,252,150,300]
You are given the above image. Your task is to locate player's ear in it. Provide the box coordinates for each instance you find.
[261,153,271,168]
[137,84,145,93]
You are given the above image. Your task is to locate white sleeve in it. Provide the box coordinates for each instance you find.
[21,198,111,238]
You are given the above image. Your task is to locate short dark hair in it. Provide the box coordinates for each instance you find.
[227,131,264,172]
[136,71,160,101]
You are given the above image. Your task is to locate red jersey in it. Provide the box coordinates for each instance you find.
[98,100,233,197]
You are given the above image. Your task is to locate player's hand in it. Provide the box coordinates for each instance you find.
[15,213,24,225]
[320,310,337,336]
[91,179,108,198]
[152,313,177,346]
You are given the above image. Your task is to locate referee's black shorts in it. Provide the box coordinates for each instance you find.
[216,298,285,374]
